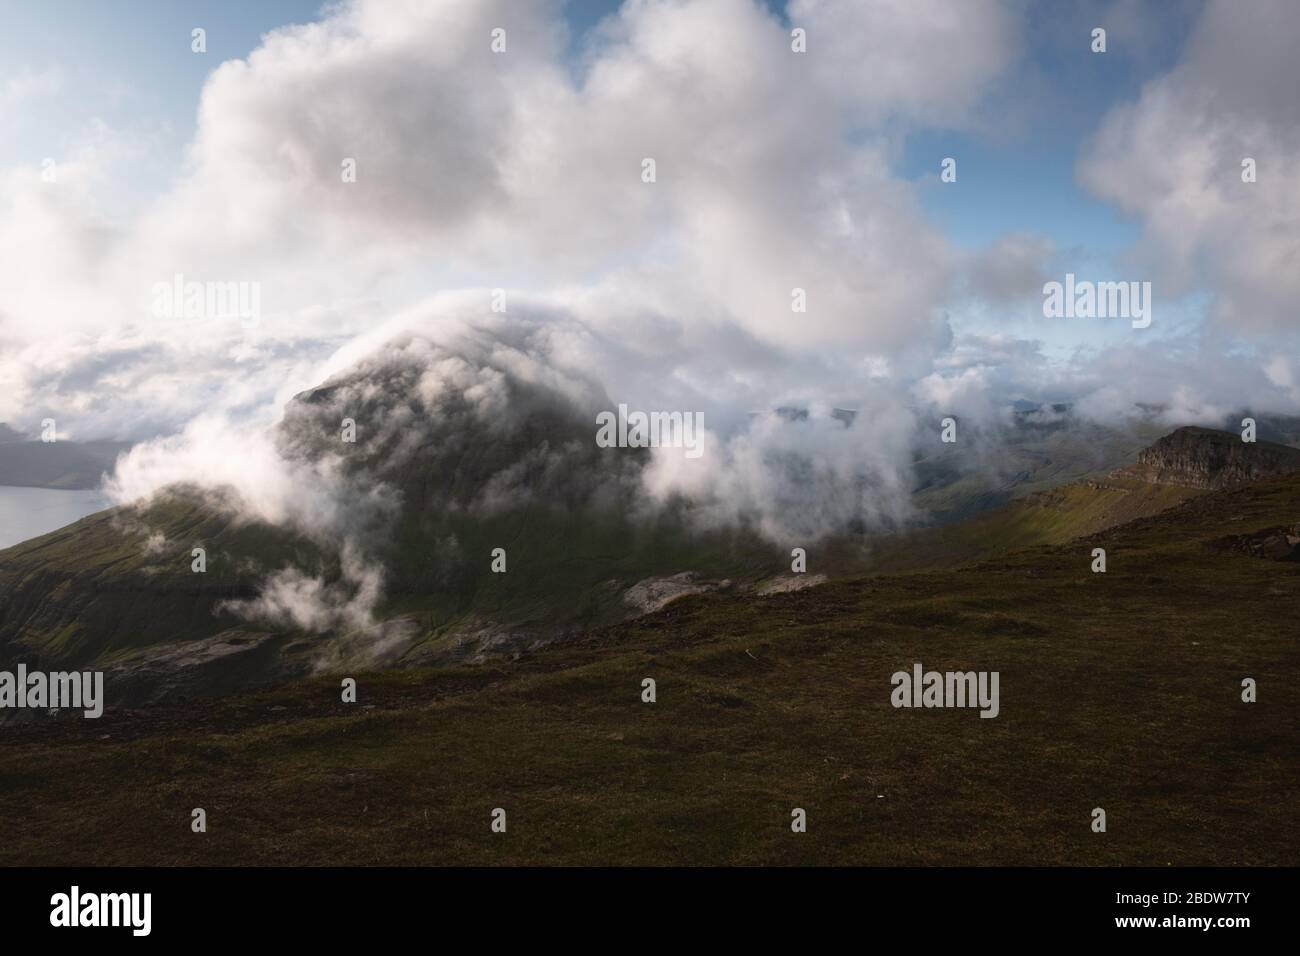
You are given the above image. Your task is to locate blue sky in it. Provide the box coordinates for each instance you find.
[0,1,322,146]
[0,0,633,161]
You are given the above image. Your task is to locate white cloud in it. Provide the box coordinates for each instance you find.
[1080,0,1300,331]
[789,0,1022,127]
[0,0,1037,453]
[0,67,61,116]
[964,233,1057,307]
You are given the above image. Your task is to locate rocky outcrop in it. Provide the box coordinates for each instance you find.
[1209,522,1300,562]
[622,572,731,615]
[1117,426,1300,490]
[756,573,828,595]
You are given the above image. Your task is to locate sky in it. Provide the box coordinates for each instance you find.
[0,0,1297,453]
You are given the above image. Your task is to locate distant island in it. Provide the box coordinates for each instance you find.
[0,423,132,490]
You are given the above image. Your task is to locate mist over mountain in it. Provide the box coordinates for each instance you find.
[3,313,1297,715]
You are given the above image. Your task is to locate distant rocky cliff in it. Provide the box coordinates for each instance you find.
[1118,426,1300,490]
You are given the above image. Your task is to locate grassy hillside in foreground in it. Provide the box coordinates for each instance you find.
[0,472,1295,865]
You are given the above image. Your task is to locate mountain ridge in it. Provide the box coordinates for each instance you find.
[1,365,1294,711]
[1115,424,1300,489]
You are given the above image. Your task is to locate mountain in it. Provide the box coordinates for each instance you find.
[0,335,779,703]
[910,409,1300,525]
[910,413,1167,524]
[0,424,133,490]
[1115,425,1300,489]
[1,335,1295,712]
[866,425,1300,574]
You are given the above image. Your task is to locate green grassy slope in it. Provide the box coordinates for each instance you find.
[862,477,1204,573]
[0,489,319,666]
[1,472,1295,865]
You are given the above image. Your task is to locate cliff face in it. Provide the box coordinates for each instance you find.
[1120,426,1300,489]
